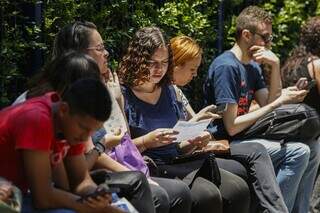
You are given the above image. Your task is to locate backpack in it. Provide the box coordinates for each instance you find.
[234,103,320,143]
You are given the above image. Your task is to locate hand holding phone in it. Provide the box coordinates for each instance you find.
[295,77,308,90]
[295,78,316,90]
[78,184,120,202]
[305,79,317,90]
[212,103,228,115]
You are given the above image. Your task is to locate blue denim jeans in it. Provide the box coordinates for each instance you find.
[234,138,320,213]
[22,195,75,213]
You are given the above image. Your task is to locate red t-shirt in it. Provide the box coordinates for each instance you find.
[0,93,84,192]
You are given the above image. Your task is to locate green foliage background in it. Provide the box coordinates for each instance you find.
[1,0,320,109]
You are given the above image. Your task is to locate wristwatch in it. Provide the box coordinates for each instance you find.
[93,142,106,156]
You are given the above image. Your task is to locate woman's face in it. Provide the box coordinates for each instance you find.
[86,29,110,81]
[173,56,201,86]
[147,47,169,84]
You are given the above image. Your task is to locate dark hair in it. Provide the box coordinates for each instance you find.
[117,26,173,87]
[52,21,97,59]
[300,17,320,56]
[235,6,272,41]
[63,78,112,121]
[281,17,320,87]
[27,51,100,99]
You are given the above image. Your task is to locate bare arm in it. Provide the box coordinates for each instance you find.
[250,46,282,106]
[311,59,320,95]
[23,150,112,212]
[85,133,125,171]
[63,154,97,195]
[94,153,130,172]
[52,161,70,190]
[223,87,308,136]
[223,102,278,136]
[173,85,219,121]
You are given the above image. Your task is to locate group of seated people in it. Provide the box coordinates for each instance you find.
[1,5,320,213]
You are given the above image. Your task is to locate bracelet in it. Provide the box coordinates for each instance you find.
[141,136,147,151]
[94,141,106,156]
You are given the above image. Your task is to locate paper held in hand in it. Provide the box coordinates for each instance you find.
[173,119,212,142]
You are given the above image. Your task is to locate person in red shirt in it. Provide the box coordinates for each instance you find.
[0,78,123,213]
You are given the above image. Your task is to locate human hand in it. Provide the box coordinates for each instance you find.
[203,140,230,154]
[190,105,221,122]
[144,128,179,148]
[295,77,308,90]
[82,193,112,208]
[106,71,122,102]
[101,128,125,149]
[250,46,279,67]
[187,131,212,149]
[79,202,124,213]
[277,86,308,105]
[0,180,13,204]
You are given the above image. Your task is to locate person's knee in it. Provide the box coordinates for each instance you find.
[229,176,250,203]
[287,142,310,162]
[191,177,222,209]
[128,171,149,186]
[220,170,250,212]
[240,142,270,160]
[151,185,170,213]
[171,180,192,210]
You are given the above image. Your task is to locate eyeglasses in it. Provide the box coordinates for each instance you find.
[87,43,108,53]
[251,31,273,43]
[147,59,169,69]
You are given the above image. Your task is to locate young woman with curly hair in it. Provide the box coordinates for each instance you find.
[118,27,250,213]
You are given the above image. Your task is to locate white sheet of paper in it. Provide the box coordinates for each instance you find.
[173,119,212,142]
[103,94,127,134]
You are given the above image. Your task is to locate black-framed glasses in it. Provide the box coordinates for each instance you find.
[251,31,273,43]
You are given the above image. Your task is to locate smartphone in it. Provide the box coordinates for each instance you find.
[78,185,120,202]
[306,79,317,90]
[213,103,228,114]
[295,77,308,90]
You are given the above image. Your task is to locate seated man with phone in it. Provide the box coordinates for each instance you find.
[204,6,320,213]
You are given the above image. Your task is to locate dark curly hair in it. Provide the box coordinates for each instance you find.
[235,6,272,41]
[117,27,173,87]
[281,17,320,87]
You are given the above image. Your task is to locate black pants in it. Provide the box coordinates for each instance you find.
[90,170,155,213]
[217,142,288,213]
[150,177,192,213]
[156,161,250,213]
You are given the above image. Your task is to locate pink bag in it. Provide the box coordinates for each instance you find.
[108,133,150,177]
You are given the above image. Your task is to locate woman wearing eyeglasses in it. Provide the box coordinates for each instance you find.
[13,21,193,213]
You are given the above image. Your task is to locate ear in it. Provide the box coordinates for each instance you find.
[242,29,252,42]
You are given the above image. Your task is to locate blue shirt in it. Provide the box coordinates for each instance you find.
[204,51,266,139]
[122,85,186,164]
